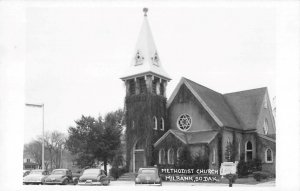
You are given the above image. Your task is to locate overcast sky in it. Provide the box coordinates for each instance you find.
[24,4,277,144]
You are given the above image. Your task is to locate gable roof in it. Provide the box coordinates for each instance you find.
[167,77,241,129]
[224,87,267,130]
[167,77,268,130]
[154,129,218,147]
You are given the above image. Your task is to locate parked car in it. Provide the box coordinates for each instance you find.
[23,170,31,177]
[78,168,110,186]
[44,169,78,185]
[23,169,49,185]
[135,167,162,186]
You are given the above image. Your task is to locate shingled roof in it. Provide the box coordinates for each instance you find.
[224,87,267,130]
[154,129,218,147]
[167,77,267,130]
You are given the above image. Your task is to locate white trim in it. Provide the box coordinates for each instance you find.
[265,148,273,163]
[154,130,186,147]
[167,78,223,127]
[258,134,276,143]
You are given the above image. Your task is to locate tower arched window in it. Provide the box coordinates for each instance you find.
[159,149,165,164]
[245,141,253,162]
[153,116,158,130]
[265,148,273,163]
[167,148,174,165]
[160,118,164,131]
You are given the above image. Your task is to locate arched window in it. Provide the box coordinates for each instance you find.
[212,148,216,164]
[176,147,182,162]
[245,141,253,162]
[263,119,269,135]
[168,148,174,165]
[159,149,165,164]
[160,118,164,131]
[153,116,157,130]
[265,148,273,163]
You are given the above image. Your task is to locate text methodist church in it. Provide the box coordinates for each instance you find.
[120,8,276,175]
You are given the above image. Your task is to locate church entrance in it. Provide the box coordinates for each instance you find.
[133,139,146,172]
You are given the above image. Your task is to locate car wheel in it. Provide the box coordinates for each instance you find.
[62,179,68,185]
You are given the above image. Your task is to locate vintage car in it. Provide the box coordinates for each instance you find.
[23,169,49,185]
[78,168,110,186]
[23,170,31,177]
[135,167,162,186]
[44,169,78,185]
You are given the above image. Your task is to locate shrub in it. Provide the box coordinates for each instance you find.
[237,160,249,177]
[253,171,269,181]
[237,158,262,177]
[109,166,127,180]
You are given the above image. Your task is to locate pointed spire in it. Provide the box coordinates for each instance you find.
[121,8,171,81]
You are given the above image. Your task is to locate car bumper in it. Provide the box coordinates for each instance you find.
[44,181,64,185]
[78,182,103,186]
[23,181,43,184]
[135,181,162,185]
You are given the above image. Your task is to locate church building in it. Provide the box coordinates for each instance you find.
[120,8,276,175]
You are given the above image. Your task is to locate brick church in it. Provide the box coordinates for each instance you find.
[120,9,276,175]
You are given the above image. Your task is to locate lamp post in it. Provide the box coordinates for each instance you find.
[25,103,45,170]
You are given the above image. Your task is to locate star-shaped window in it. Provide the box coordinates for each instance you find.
[177,114,192,131]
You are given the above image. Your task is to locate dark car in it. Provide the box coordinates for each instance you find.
[78,168,110,186]
[135,167,162,186]
[44,169,77,185]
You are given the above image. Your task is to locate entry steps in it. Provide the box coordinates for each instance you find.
[117,172,137,181]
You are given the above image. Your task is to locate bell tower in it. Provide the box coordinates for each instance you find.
[121,8,171,172]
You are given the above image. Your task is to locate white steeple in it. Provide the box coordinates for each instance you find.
[121,8,171,81]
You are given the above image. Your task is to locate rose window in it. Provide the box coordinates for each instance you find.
[177,114,192,131]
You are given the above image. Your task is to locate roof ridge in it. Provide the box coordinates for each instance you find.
[182,77,223,95]
[224,87,267,95]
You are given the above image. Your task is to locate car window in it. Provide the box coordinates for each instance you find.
[30,170,43,175]
[51,170,66,175]
[83,169,100,175]
[140,169,156,174]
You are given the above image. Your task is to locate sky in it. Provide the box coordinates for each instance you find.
[24,4,277,144]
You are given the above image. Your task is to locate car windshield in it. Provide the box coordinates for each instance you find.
[140,169,156,174]
[51,170,66,175]
[83,169,100,175]
[30,170,43,175]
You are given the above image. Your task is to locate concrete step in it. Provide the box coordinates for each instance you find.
[118,172,137,181]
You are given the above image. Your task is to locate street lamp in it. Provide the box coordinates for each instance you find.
[25,103,45,170]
